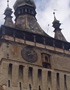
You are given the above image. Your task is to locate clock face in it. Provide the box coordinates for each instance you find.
[21,47,38,63]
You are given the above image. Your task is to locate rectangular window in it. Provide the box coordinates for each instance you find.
[8,64,12,78]
[38,69,42,84]
[28,67,33,83]
[48,88,50,90]
[48,71,51,84]
[38,69,42,79]
[28,67,33,78]
[19,82,22,90]
[39,86,41,90]
[29,84,31,90]
[64,75,67,90]
[19,65,23,79]
[57,73,60,89]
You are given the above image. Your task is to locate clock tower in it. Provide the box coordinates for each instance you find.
[0,0,70,90]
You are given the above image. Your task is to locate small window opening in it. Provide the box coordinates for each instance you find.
[19,82,22,90]
[57,73,60,89]
[64,75,67,90]
[38,69,42,83]
[39,86,41,90]
[8,80,10,87]
[28,67,33,78]
[38,69,42,78]
[8,64,12,77]
[47,71,51,87]
[29,84,31,90]
[19,65,23,79]
[48,71,51,83]
[48,88,50,90]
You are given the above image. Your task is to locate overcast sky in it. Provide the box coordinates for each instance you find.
[0,0,70,42]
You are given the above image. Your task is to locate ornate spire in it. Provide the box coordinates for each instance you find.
[52,12,67,42]
[4,0,14,27]
[4,0,12,17]
[53,12,61,31]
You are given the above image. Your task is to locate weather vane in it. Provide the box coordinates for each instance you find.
[53,12,55,19]
[53,9,57,20]
[7,0,9,7]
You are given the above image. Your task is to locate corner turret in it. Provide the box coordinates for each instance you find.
[4,0,14,27]
[52,12,67,42]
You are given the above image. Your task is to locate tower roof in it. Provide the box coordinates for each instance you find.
[14,0,36,10]
[13,0,48,36]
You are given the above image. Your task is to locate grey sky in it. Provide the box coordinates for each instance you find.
[0,0,70,42]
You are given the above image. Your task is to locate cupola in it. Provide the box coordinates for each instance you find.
[14,0,36,18]
[13,0,48,36]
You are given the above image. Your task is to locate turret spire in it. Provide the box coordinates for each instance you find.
[53,12,61,31]
[4,0,14,27]
[52,12,67,42]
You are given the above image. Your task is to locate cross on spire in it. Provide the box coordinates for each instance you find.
[7,0,9,8]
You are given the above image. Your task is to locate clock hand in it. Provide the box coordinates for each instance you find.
[28,52,35,56]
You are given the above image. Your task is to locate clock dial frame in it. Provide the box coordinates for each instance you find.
[21,47,38,63]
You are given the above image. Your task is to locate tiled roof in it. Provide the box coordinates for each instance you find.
[15,15,49,36]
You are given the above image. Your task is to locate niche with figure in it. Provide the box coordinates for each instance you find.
[41,53,51,68]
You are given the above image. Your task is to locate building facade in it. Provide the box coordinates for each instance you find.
[0,0,70,90]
